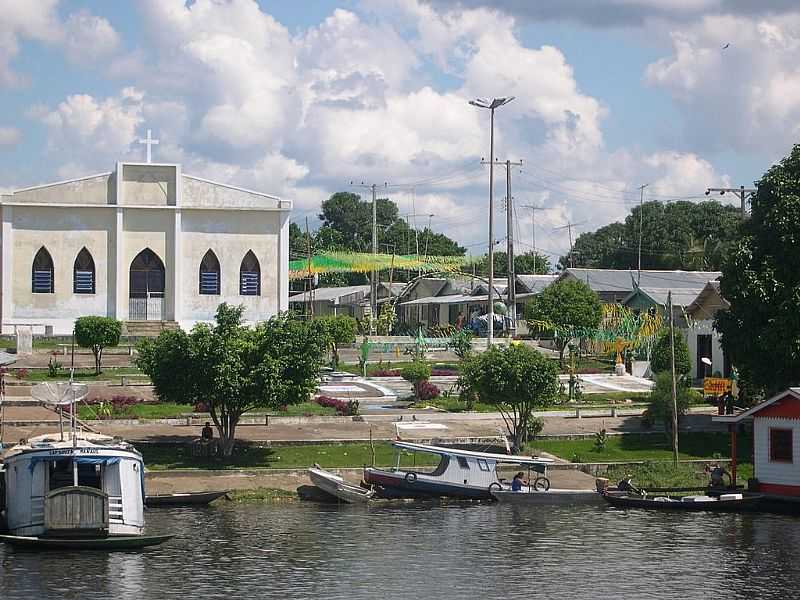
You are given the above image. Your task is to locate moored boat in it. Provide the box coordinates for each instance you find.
[363,441,553,500]
[602,490,762,512]
[308,466,375,504]
[145,490,229,507]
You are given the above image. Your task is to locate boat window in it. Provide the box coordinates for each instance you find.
[427,455,450,476]
[49,460,103,490]
[477,459,490,472]
[49,460,73,490]
[78,463,102,489]
[457,456,470,469]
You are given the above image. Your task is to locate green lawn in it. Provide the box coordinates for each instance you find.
[530,432,751,464]
[78,402,193,420]
[339,361,460,376]
[15,367,146,383]
[603,462,754,489]
[140,441,438,471]
[277,402,336,417]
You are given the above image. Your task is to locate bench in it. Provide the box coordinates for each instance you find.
[575,406,621,419]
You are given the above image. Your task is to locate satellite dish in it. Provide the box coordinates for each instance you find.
[701,357,712,367]
[31,382,89,406]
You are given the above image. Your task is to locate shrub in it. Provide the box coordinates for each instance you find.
[194,401,210,413]
[15,368,28,380]
[315,395,359,416]
[650,329,691,378]
[527,416,545,440]
[414,380,440,401]
[448,329,473,360]
[401,360,432,401]
[371,369,401,377]
[646,371,691,436]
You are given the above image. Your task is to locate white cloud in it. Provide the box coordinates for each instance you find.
[62,11,120,64]
[0,126,21,146]
[24,0,735,261]
[645,13,800,154]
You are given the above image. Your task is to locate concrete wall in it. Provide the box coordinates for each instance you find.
[754,417,800,485]
[9,206,114,329]
[684,320,725,379]
[12,174,113,205]
[121,165,176,206]
[182,176,281,210]
[179,209,281,326]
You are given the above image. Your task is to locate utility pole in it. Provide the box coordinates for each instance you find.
[555,221,585,269]
[483,159,523,335]
[305,216,313,318]
[522,204,545,259]
[637,183,648,286]
[350,181,387,330]
[668,290,679,468]
[705,185,756,219]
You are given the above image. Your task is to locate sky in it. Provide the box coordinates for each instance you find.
[2,0,799,264]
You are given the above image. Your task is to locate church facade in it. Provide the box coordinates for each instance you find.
[0,161,291,334]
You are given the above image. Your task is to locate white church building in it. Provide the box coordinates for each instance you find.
[0,159,291,335]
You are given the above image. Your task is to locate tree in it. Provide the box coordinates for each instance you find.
[317,315,358,367]
[477,251,550,277]
[137,303,329,456]
[523,279,603,366]
[74,316,122,375]
[563,201,741,270]
[649,328,691,379]
[716,145,800,395]
[644,371,693,436]
[459,344,559,450]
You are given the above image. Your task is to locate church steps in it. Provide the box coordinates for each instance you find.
[123,321,179,338]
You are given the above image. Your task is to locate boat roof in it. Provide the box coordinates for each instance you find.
[1,432,139,459]
[392,441,554,465]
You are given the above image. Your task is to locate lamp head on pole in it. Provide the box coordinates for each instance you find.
[469,96,515,110]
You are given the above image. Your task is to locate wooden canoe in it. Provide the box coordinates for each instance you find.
[602,491,762,512]
[0,534,173,550]
[145,491,229,507]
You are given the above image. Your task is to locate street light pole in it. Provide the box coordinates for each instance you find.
[470,96,514,348]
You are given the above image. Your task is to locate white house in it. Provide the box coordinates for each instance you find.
[0,161,291,334]
[715,388,800,496]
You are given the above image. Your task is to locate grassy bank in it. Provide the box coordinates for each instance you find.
[138,432,747,472]
[13,366,146,383]
[227,488,297,503]
[140,441,438,471]
[415,391,651,413]
[78,402,193,420]
[530,432,751,464]
[603,462,754,489]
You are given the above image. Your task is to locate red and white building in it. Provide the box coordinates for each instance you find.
[715,387,800,496]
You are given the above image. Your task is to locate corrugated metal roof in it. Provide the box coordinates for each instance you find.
[289,285,369,303]
[516,274,558,293]
[633,287,706,308]
[563,268,721,293]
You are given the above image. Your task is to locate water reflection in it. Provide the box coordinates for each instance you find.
[1,502,800,599]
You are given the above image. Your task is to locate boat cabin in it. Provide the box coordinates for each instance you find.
[1,433,145,537]
[714,387,800,496]
[364,441,553,499]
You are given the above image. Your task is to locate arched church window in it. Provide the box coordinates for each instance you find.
[73,248,96,294]
[239,250,260,296]
[199,250,221,295]
[32,247,54,294]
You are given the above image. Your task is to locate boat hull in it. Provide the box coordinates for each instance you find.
[0,534,173,550]
[308,468,374,504]
[602,492,762,512]
[492,489,602,505]
[364,468,493,500]
[145,491,228,507]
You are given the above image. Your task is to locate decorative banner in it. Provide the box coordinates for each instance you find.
[289,252,477,279]
[527,305,664,355]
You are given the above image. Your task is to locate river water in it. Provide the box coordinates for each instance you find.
[2,501,799,599]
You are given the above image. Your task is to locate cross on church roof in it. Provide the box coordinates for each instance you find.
[137,129,159,163]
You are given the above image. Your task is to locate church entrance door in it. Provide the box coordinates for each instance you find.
[129,249,165,321]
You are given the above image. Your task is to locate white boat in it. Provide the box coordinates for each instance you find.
[1,432,148,538]
[308,466,375,504]
[491,488,602,505]
[364,441,554,500]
